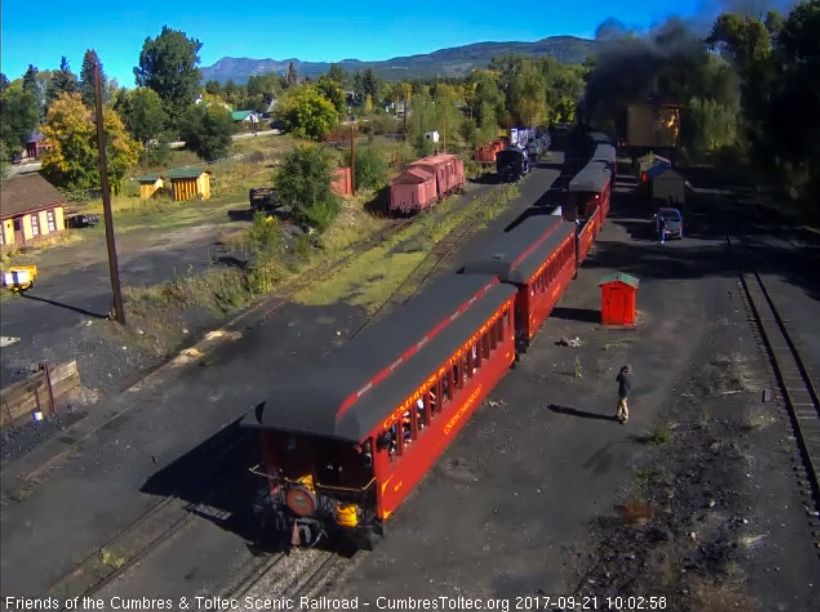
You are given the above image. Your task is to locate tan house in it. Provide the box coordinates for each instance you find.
[0,174,66,250]
[167,168,212,201]
[137,174,165,199]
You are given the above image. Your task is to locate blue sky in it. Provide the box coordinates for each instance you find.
[1,1,706,87]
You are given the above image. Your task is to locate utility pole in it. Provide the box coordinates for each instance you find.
[443,121,446,154]
[350,124,356,196]
[94,58,126,325]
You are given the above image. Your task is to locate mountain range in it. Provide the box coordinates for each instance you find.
[200,36,597,84]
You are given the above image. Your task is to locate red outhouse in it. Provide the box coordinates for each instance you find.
[598,273,640,326]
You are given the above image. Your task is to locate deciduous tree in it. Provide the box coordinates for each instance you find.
[274,145,340,232]
[0,82,40,158]
[179,102,234,160]
[316,75,346,115]
[135,27,203,126]
[273,85,339,141]
[40,92,141,194]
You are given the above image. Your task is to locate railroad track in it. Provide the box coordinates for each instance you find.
[351,185,515,337]
[38,428,257,606]
[221,548,355,608]
[728,234,820,555]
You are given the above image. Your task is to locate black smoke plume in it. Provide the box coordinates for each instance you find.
[582,17,708,125]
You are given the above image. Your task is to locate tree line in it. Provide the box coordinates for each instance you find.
[583,0,819,219]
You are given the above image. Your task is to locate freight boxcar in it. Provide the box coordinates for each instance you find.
[390,167,438,214]
[407,154,464,199]
[460,216,576,351]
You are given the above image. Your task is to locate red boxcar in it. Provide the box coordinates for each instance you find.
[389,167,437,214]
[461,216,577,349]
[241,274,517,548]
[408,153,463,199]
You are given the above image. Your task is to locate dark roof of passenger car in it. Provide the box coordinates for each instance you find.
[460,216,575,284]
[592,143,616,164]
[240,275,516,442]
[568,161,612,193]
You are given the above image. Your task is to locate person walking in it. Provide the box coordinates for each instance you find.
[657,216,668,244]
[615,364,632,424]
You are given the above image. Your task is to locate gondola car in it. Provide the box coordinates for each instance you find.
[496,147,530,182]
[460,216,576,352]
[241,274,517,549]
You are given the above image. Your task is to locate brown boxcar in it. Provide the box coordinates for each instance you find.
[390,167,437,214]
[241,274,517,549]
[408,154,463,200]
[461,216,576,350]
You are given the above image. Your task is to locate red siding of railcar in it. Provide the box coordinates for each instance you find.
[372,300,516,519]
[519,232,577,342]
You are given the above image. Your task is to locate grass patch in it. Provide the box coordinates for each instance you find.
[1,230,86,266]
[641,424,673,446]
[320,193,390,253]
[99,548,129,570]
[602,338,634,351]
[294,184,519,311]
[702,352,759,395]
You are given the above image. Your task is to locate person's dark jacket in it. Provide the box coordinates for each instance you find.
[616,372,632,398]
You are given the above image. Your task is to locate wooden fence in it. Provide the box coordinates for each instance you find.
[0,361,81,430]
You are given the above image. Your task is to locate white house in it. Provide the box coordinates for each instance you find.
[424,130,440,143]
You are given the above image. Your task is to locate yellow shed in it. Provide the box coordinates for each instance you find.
[0,174,67,250]
[167,168,212,202]
[137,174,165,199]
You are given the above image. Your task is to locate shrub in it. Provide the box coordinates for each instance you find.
[344,147,388,190]
[274,145,341,233]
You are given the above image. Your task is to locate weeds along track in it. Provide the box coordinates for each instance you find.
[38,427,257,607]
[249,187,489,325]
[351,185,518,337]
[728,234,820,555]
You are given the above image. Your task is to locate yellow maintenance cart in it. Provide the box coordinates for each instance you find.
[2,266,37,292]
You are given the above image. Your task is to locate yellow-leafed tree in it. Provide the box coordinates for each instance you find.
[41,92,141,194]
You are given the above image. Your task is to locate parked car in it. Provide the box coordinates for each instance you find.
[66,214,100,229]
[654,207,683,239]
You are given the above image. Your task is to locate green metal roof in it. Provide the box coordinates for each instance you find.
[232,110,254,121]
[598,272,640,288]
[136,174,162,182]
[166,168,209,179]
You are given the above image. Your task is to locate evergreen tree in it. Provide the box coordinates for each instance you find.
[46,56,79,110]
[80,49,107,109]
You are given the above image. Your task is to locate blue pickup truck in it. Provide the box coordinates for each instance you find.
[655,207,683,239]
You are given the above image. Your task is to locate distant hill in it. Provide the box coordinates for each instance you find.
[200,36,597,84]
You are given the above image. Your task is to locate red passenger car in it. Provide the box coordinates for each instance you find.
[564,162,612,263]
[241,274,517,549]
[460,216,576,350]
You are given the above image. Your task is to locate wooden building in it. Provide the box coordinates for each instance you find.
[167,168,212,201]
[25,132,51,160]
[136,174,165,199]
[0,174,66,249]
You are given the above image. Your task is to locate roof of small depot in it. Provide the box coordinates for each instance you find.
[0,174,66,219]
[166,168,211,180]
[232,110,256,121]
[598,272,640,289]
[136,174,163,183]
